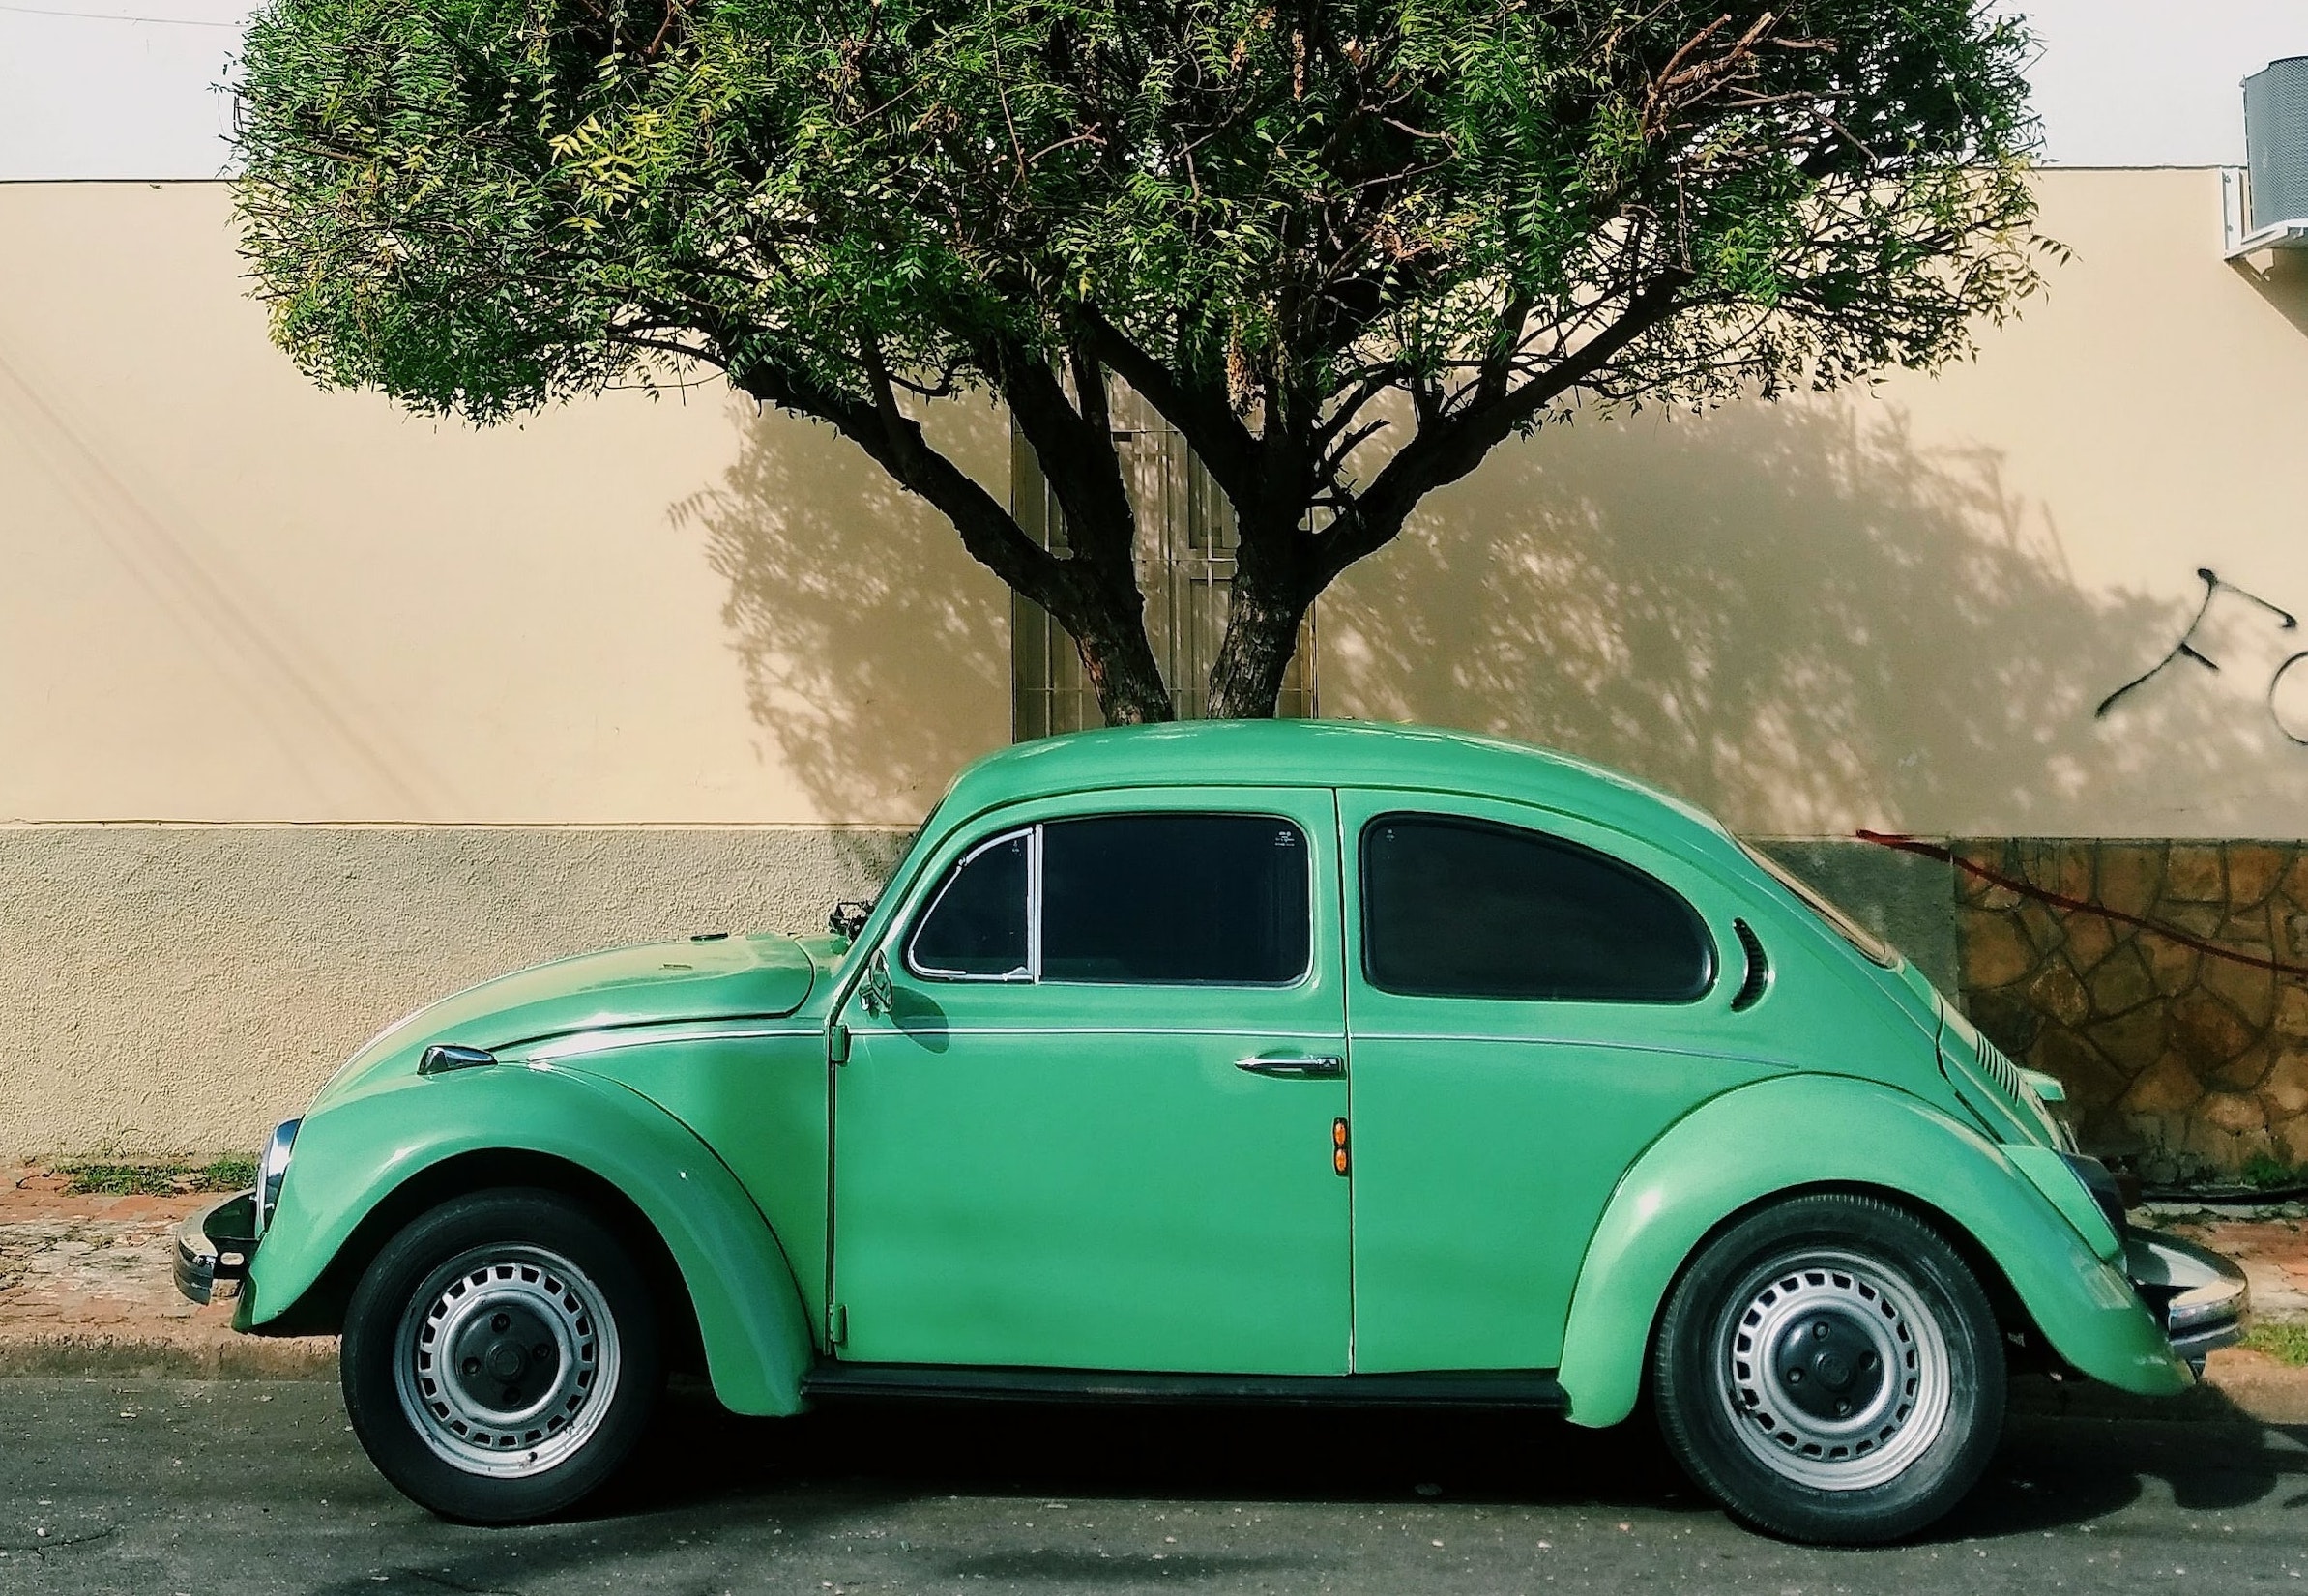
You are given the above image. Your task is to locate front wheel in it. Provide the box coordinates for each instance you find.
[342,1189,663,1523]
[1651,1192,2005,1544]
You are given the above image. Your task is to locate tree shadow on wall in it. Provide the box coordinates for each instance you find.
[682,384,2293,835]
[671,401,1013,824]
[1331,397,2290,837]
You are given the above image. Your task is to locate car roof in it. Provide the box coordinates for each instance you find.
[938,720,1737,858]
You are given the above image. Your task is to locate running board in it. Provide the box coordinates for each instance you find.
[801,1363,1567,1410]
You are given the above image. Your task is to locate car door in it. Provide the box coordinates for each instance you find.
[1339,789,1782,1374]
[832,786,1351,1375]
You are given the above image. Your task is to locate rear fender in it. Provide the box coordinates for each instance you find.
[244,1064,814,1416]
[1555,1074,2186,1428]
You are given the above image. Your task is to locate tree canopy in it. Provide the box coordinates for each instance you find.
[237,0,2045,722]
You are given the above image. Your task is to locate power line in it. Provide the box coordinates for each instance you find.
[0,3,240,24]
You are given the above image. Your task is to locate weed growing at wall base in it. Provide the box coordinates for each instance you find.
[51,1156,258,1196]
[2243,1322,2308,1367]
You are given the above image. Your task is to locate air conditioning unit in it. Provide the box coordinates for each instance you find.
[2224,56,2308,259]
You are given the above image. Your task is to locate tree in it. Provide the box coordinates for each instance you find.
[235,0,2044,724]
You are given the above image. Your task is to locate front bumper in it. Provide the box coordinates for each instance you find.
[174,1189,259,1306]
[2125,1226,2250,1373]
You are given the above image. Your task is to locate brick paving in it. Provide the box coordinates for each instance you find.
[0,1166,333,1378]
[2152,1204,2308,1319]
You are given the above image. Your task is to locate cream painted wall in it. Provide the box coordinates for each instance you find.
[8,172,2308,842]
[1327,167,2308,840]
[0,182,1012,828]
[7,168,2307,1158]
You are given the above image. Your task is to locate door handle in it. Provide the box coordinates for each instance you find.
[1236,1053,1346,1079]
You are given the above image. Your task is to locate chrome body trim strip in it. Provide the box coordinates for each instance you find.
[867,1027,1344,1040]
[521,1025,821,1062]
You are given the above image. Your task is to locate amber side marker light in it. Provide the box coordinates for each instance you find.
[1333,1117,1350,1176]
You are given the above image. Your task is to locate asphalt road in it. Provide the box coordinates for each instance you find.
[2,1378,2305,1594]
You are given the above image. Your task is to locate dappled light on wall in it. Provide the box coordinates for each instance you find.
[671,401,1012,827]
[1324,397,2305,839]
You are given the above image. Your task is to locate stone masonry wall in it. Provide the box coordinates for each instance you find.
[1955,840,2308,1183]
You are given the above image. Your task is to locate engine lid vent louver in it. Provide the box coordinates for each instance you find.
[1730,918,1769,1011]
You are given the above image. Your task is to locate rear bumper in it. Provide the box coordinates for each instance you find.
[2125,1227,2250,1373]
[173,1189,259,1306]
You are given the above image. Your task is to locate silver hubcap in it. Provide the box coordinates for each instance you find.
[1716,1248,1952,1492]
[392,1244,621,1479]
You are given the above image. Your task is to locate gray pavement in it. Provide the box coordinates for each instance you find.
[2,1378,2306,1593]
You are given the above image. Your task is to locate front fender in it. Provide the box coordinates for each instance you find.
[243,1064,814,1417]
[1555,1074,2187,1428]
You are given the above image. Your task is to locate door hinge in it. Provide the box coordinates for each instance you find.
[827,1302,849,1348]
[829,1022,851,1067]
[1332,1117,1350,1177]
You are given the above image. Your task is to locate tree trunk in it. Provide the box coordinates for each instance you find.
[1070,587,1175,725]
[1204,570,1308,719]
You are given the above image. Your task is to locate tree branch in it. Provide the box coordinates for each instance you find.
[994,338,1139,579]
[1077,309,1260,507]
[731,356,1067,612]
[1309,271,1694,589]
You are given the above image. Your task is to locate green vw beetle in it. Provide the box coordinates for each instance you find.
[176,721,2243,1543]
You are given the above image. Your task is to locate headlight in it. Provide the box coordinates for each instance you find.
[254,1117,300,1237]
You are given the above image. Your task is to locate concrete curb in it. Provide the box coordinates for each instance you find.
[0,1330,337,1381]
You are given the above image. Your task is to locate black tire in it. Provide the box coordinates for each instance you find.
[1651,1192,2004,1545]
[341,1188,663,1523]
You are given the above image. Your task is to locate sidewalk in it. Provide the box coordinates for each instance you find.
[0,1168,334,1378]
[4,1165,2306,1418]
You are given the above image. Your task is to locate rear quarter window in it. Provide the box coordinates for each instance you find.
[1361,813,1714,1002]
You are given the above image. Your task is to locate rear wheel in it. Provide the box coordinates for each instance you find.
[1651,1192,2004,1544]
[341,1188,663,1523]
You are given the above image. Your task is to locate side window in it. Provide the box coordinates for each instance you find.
[908,830,1031,978]
[1040,814,1310,985]
[1361,814,1713,1002]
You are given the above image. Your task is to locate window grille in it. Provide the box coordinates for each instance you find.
[1010,386,1316,740]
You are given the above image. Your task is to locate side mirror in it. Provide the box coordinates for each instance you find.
[829,899,874,940]
[860,949,895,1017]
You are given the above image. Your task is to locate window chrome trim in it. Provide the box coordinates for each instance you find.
[901,810,1318,990]
[1357,809,1719,1005]
[1031,823,1045,981]
[1036,810,1315,988]
[904,826,1037,982]
[1738,839,1900,969]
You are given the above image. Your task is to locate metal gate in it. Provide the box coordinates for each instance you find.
[1009,386,1316,740]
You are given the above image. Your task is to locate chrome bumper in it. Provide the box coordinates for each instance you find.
[173,1189,259,1306]
[2125,1227,2250,1373]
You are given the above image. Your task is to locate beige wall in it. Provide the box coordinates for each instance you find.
[0,826,909,1163]
[0,182,1012,830]
[1328,168,2308,839]
[8,170,2308,1159]
[9,173,2308,840]
[0,182,1016,1156]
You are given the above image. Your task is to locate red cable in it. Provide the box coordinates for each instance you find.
[1853,830,2308,981]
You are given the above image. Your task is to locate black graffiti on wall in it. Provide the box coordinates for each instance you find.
[2096,566,2308,745]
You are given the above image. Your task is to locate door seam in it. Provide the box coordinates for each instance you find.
[1336,784,1358,1376]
